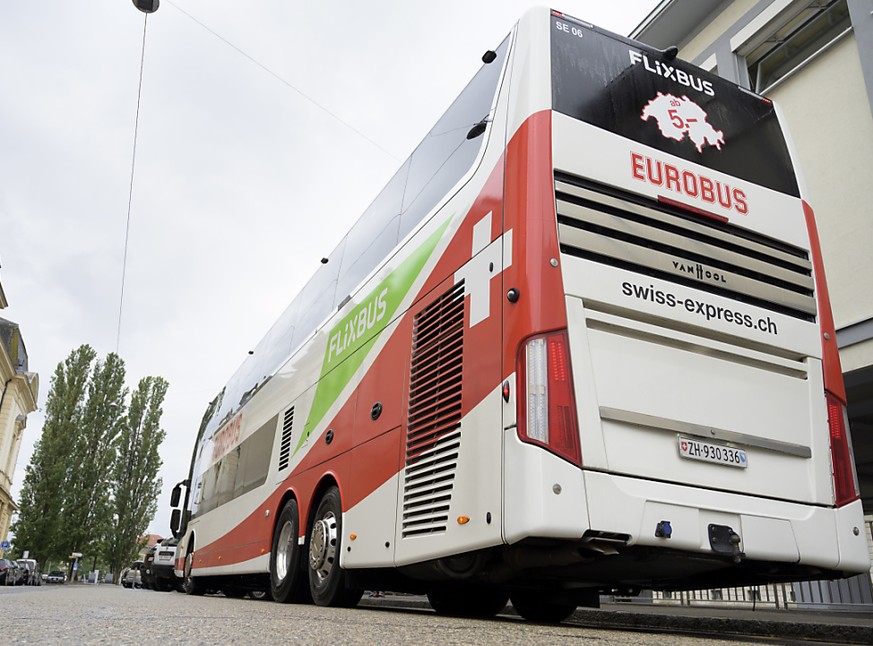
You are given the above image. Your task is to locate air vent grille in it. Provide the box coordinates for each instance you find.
[554,172,816,321]
[278,406,294,471]
[402,281,465,538]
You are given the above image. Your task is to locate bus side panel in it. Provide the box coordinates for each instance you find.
[503,427,590,543]
[189,450,350,575]
[389,162,508,567]
[343,429,403,568]
[501,110,568,376]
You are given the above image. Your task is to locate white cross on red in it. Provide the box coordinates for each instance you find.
[453,211,513,327]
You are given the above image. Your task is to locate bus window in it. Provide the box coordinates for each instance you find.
[293,236,346,348]
[398,36,509,239]
[335,162,407,301]
[550,23,799,196]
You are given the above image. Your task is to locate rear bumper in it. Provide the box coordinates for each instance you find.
[152,562,176,580]
[585,471,869,574]
[503,433,869,586]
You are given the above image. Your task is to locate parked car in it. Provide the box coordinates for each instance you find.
[16,559,41,586]
[0,558,15,585]
[122,561,142,589]
[46,570,66,584]
[150,537,179,592]
[6,560,24,585]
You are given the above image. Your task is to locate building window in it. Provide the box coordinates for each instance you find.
[745,0,851,93]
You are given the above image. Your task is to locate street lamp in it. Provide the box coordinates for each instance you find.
[132,0,159,13]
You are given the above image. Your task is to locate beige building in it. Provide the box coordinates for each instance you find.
[0,279,39,555]
[632,0,873,607]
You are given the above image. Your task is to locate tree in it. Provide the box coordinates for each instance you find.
[59,352,127,574]
[12,345,97,564]
[12,346,169,581]
[105,376,168,583]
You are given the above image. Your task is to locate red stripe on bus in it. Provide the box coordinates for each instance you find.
[802,200,846,403]
[658,195,730,223]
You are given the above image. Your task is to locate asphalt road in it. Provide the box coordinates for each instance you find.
[0,583,781,645]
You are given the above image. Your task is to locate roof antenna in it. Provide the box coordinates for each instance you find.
[662,45,679,61]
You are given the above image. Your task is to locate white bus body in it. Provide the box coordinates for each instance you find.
[169,8,868,619]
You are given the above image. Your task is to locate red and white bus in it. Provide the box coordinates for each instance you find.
[169,7,869,621]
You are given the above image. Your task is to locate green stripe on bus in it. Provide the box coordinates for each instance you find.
[294,219,451,456]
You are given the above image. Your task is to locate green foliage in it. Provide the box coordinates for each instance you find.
[105,376,168,582]
[11,346,169,582]
[12,345,97,564]
[61,352,127,564]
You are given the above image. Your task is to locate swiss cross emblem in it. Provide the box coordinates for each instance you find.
[453,212,513,327]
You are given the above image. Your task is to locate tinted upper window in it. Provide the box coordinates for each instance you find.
[551,15,799,196]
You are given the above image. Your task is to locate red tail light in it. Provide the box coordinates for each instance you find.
[517,330,582,466]
[826,393,860,507]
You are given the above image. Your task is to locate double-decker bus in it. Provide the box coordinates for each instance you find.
[168,7,869,621]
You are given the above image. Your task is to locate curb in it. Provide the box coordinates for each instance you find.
[360,596,873,644]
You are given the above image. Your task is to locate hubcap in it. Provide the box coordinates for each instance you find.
[309,511,337,582]
[275,520,294,582]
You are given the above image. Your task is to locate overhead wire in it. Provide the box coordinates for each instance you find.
[116,4,400,354]
[166,1,401,162]
[117,13,150,356]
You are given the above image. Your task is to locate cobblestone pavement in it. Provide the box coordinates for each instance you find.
[1,584,764,645]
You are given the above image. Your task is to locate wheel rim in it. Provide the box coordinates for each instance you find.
[309,511,337,583]
[275,520,295,583]
[184,553,194,586]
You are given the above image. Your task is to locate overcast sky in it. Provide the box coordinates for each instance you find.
[1,0,657,539]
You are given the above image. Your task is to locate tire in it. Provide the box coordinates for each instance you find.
[270,499,308,603]
[427,585,509,618]
[307,486,363,607]
[183,551,205,596]
[510,590,577,623]
[155,578,175,592]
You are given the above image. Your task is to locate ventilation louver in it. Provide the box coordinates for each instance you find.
[401,281,465,538]
[278,406,294,471]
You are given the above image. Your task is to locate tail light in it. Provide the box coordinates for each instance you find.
[826,393,860,507]
[517,330,582,466]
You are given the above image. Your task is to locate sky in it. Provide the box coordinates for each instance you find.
[0,0,658,539]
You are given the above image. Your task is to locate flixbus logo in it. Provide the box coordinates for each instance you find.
[294,219,452,455]
[628,50,715,97]
[327,288,389,366]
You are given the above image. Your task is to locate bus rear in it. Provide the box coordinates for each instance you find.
[499,9,868,592]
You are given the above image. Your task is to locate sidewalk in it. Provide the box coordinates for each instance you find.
[360,594,873,644]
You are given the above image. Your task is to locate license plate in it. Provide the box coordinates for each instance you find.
[679,437,748,468]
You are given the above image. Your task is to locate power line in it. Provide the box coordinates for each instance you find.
[167,1,400,162]
[117,13,150,355]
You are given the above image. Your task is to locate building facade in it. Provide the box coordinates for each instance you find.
[631,0,873,607]
[0,281,39,556]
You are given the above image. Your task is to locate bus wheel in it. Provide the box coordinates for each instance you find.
[183,552,205,596]
[270,499,307,603]
[307,486,363,607]
[510,590,576,623]
[427,585,509,618]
